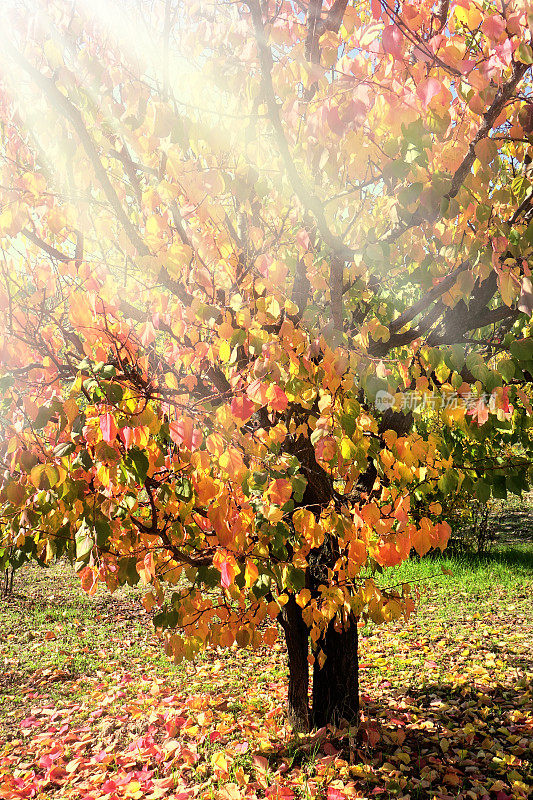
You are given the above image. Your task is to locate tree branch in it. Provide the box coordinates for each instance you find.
[6,41,150,257]
[388,261,469,335]
[246,0,353,261]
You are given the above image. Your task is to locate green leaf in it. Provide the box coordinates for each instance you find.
[252,471,268,488]
[485,371,501,394]
[291,474,307,503]
[0,375,14,391]
[101,364,117,379]
[34,406,52,430]
[516,42,533,64]
[438,469,458,495]
[286,565,306,592]
[197,565,220,589]
[176,476,192,501]
[74,449,93,471]
[491,474,507,500]
[466,352,489,383]
[506,473,526,496]
[252,573,271,599]
[498,359,515,382]
[126,448,149,484]
[95,519,111,547]
[448,345,465,372]
[474,480,490,503]
[340,411,357,437]
[54,441,76,458]
[102,381,123,404]
[75,521,93,562]
[510,338,533,363]
[71,413,86,436]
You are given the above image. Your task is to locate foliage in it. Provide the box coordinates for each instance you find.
[0,0,533,724]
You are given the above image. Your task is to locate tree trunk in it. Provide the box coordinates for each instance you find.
[312,613,359,728]
[280,409,411,730]
[279,594,310,730]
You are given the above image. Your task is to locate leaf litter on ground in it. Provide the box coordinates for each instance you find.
[0,559,531,800]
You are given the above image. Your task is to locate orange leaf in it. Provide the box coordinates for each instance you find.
[267,478,292,506]
[213,550,240,589]
[265,384,288,412]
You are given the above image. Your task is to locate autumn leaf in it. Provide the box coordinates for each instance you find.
[417,77,441,107]
[213,551,240,589]
[99,413,118,445]
[169,418,203,451]
[267,478,292,506]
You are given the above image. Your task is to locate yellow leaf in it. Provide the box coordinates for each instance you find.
[219,448,245,479]
[244,559,259,588]
[211,751,229,775]
[124,780,142,798]
[499,271,519,307]
[146,215,165,236]
[167,242,193,268]
[296,588,311,608]
[454,5,482,28]
[165,372,179,390]
[219,340,231,363]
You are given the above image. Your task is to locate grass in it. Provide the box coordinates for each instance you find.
[379,543,533,603]
[0,501,532,799]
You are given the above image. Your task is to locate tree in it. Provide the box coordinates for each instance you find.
[0,0,532,730]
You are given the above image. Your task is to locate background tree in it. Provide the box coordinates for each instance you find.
[0,0,532,730]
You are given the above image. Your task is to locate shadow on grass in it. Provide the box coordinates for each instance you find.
[424,545,533,573]
[260,680,532,799]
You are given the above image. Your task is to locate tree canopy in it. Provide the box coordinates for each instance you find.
[0,0,532,727]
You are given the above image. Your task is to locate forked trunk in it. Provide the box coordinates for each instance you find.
[312,613,359,728]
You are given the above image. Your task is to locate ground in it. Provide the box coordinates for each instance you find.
[0,508,532,800]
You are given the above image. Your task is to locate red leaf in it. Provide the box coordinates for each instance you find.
[169,418,202,450]
[231,395,255,422]
[417,77,441,107]
[382,24,403,58]
[327,789,346,800]
[482,14,506,41]
[99,413,118,444]
[371,0,381,20]
[80,567,97,595]
[467,398,489,426]
[501,386,510,413]
[296,229,310,251]
[326,106,345,136]
[220,561,233,588]
[213,550,239,588]
[120,427,135,450]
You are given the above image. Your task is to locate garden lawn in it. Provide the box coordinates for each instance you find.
[0,544,532,800]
